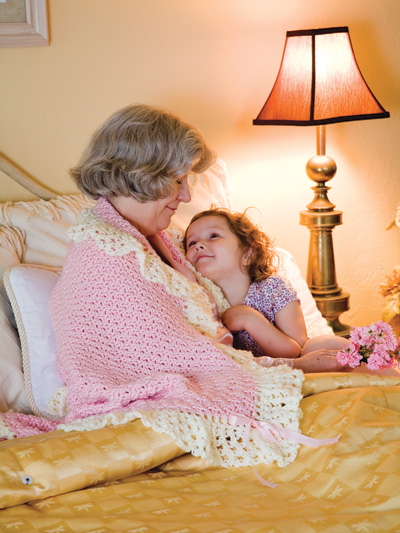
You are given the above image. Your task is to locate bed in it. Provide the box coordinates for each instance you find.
[0,160,399,532]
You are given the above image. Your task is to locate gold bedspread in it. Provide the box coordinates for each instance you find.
[1,372,399,532]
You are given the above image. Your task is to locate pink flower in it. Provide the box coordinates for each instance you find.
[366,353,382,371]
[370,344,394,368]
[337,345,362,368]
[337,321,399,371]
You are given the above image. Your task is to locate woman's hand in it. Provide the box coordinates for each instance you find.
[293,350,348,373]
[255,350,349,373]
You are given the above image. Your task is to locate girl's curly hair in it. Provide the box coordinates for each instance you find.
[184,207,279,282]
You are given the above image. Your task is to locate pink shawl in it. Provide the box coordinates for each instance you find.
[1,199,305,469]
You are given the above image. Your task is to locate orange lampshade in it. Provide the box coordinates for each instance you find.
[253,27,389,126]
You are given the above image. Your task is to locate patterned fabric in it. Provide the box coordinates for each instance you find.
[0,198,305,471]
[0,372,399,531]
[234,276,299,357]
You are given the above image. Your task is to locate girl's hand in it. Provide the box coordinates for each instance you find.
[222,305,262,332]
[224,304,302,358]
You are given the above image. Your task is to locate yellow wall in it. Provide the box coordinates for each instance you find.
[1,0,399,327]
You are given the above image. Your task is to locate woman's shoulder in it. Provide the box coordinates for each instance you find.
[66,200,151,258]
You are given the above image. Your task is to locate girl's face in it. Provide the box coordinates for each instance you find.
[185,215,248,285]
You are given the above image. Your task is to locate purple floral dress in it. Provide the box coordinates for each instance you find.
[233,276,299,357]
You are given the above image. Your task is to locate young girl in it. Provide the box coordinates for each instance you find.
[184,207,349,363]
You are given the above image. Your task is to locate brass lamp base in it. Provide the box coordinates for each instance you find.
[299,207,351,337]
[314,293,351,337]
[300,126,351,337]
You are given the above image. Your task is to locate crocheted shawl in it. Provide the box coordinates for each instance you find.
[2,198,304,469]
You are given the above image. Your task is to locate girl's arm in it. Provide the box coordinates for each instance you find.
[222,301,307,358]
[274,300,309,349]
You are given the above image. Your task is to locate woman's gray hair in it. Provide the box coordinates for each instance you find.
[70,104,216,201]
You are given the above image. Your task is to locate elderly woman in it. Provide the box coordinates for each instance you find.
[2,105,342,472]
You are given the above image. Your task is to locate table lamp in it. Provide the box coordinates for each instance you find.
[253,26,390,336]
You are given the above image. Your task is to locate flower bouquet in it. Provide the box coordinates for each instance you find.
[337,321,399,371]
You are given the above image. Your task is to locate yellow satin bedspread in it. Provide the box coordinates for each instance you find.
[1,372,399,532]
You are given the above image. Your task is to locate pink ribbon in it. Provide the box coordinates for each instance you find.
[229,413,341,489]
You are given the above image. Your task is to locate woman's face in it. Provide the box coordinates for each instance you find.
[111,176,191,236]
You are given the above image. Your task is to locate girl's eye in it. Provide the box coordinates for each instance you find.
[188,240,196,248]
[210,233,219,239]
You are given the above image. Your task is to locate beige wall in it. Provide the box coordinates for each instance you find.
[1,0,399,327]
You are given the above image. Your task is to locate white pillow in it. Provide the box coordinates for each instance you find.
[0,227,33,414]
[276,247,334,337]
[4,265,64,417]
[0,194,93,413]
